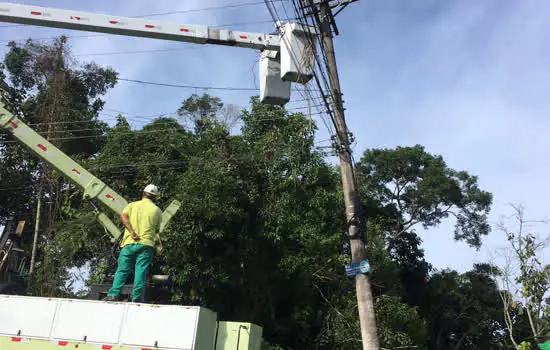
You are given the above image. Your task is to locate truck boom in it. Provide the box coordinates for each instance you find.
[0,93,181,240]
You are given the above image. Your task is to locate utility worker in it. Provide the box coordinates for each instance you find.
[103,184,162,302]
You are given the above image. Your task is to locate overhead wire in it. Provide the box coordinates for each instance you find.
[0,110,329,143]
[0,101,324,133]
[133,0,286,18]
[266,1,333,117]
[117,78,258,91]
[262,0,339,174]
[288,0,346,147]
[263,0,337,140]
[74,45,206,57]
[116,77,318,92]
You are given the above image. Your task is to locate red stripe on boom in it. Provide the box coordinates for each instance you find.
[38,144,47,151]
[30,11,41,15]
[9,121,18,129]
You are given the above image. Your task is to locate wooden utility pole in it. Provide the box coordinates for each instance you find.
[305,1,380,349]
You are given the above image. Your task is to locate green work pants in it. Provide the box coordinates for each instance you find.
[108,244,154,301]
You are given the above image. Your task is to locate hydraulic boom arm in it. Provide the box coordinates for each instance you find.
[0,2,280,51]
[0,2,317,105]
[0,94,180,241]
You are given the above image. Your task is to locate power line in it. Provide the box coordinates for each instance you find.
[117,78,258,91]
[263,0,337,140]
[74,45,206,57]
[0,111,329,143]
[116,77,318,92]
[133,1,284,18]
[288,0,343,140]
[4,100,324,130]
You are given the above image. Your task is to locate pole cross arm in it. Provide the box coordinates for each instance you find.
[0,2,281,51]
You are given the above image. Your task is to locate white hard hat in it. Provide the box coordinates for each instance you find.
[143,184,159,196]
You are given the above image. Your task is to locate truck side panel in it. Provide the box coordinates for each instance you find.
[0,295,218,349]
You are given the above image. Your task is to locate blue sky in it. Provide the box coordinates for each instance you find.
[2,0,549,274]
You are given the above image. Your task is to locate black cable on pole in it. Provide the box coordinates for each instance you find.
[263,0,337,138]
[270,0,342,144]
[289,0,346,146]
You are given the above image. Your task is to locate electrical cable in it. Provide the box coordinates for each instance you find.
[116,77,318,92]
[289,0,347,147]
[117,78,257,91]
[263,0,337,140]
[0,111,329,143]
[133,1,285,18]
[74,46,206,57]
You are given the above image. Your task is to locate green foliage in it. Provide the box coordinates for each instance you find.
[498,205,550,345]
[0,36,117,295]
[376,295,427,349]
[357,144,493,247]
[423,265,506,349]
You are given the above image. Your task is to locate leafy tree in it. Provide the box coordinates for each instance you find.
[422,264,506,350]
[376,294,427,348]
[177,93,239,133]
[356,144,493,248]
[497,204,550,348]
[0,36,117,294]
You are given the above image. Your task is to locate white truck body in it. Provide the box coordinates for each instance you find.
[0,295,262,350]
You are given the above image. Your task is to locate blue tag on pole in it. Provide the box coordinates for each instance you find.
[345,259,371,277]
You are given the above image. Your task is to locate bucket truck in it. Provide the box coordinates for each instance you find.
[0,2,318,347]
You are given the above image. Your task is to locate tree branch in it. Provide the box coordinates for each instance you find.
[393,220,419,239]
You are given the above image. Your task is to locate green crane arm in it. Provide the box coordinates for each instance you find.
[0,95,180,241]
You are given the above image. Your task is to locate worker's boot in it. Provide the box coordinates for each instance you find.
[102,295,122,302]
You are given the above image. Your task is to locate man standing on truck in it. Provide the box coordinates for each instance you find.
[103,184,162,302]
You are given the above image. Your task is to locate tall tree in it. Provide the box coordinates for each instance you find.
[424,264,506,349]
[356,144,493,247]
[0,36,117,295]
[496,204,550,348]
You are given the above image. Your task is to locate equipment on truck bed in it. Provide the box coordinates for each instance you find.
[0,218,26,295]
